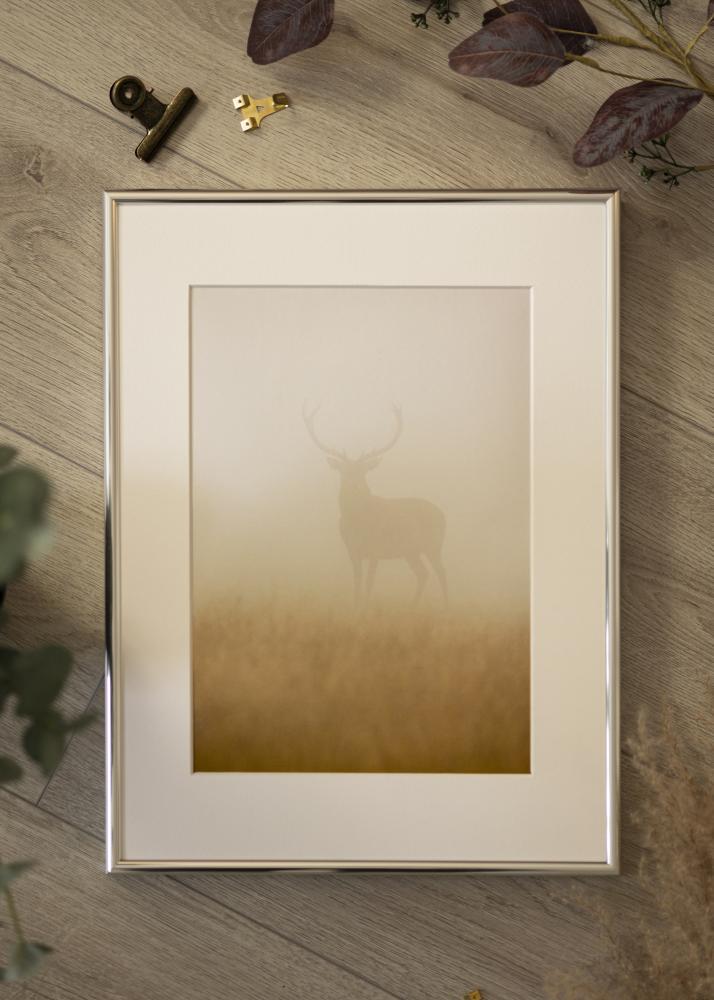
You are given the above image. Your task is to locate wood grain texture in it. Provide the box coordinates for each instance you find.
[0,791,397,1000]
[0,61,225,473]
[1,0,713,997]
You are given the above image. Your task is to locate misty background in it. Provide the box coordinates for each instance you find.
[191,286,530,617]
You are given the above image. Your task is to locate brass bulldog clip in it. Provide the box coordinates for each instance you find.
[110,75,197,161]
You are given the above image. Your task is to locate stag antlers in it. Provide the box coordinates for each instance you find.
[303,403,403,462]
[302,403,346,460]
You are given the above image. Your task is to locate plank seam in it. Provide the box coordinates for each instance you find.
[622,383,714,440]
[172,878,410,1000]
[0,420,101,478]
[0,56,240,188]
[15,789,409,1000]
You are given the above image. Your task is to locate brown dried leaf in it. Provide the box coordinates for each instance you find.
[573,81,703,166]
[449,12,566,87]
[482,0,597,57]
[247,0,334,65]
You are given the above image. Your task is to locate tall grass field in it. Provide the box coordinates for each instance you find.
[193,600,530,773]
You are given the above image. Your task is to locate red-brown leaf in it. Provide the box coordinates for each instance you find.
[483,0,597,57]
[449,12,566,87]
[573,81,703,166]
[247,0,334,65]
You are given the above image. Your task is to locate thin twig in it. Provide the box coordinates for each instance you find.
[605,0,680,56]
[627,134,714,188]
[685,14,714,57]
[655,16,687,60]
[550,25,660,53]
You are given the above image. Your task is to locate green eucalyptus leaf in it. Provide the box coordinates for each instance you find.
[0,645,19,669]
[0,755,22,783]
[0,861,33,890]
[22,712,66,775]
[0,467,49,519]
[0,646,19,713]
[66,710,97,733]
[0,466,50,585]
[14,646,72,716]
[0,942,52,982]
[0,447,17,469]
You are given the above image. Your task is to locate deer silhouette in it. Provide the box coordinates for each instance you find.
[303,403,448,606]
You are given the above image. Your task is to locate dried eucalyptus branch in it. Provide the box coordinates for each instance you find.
[410,0,459,28]
[627,133,714,187]
[551,26,659,53]
[243,0,714,190]
[566,52,711,92]
[446,0,714,185]
[635,0,670,26]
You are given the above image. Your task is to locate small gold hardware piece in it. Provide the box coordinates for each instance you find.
[232,92,289,131]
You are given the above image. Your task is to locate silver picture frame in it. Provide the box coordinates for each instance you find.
[105,191,619,872]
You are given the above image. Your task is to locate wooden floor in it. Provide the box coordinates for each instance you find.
[1,1,713,997]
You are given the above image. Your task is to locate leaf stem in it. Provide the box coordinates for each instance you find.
[489,0,714,98]
[627,134,714,188]
[3,886,26,945]
[682,54,714,100]
[579,0,714,98]
[654,17,688,63]
[565,53,714,95]
[605,0,680,56]
[550,25,660,53]
[685,15,714,57]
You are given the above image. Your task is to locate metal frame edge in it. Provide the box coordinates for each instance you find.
[103,189,620,873]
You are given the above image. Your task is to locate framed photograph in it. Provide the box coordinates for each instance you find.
[105,191,619,871]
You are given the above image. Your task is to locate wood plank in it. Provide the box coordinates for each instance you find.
[0,791,397,1000]
[38,391,713,998]
[0,428,103,803]
[622,390,714,759]
[0,60,226,474]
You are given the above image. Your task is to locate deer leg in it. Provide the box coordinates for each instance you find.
[350,554,363,606]
[364,558,378,605]
[406,554,428,607]
[425,551,449,606]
